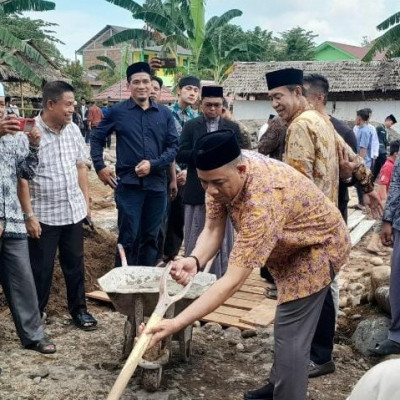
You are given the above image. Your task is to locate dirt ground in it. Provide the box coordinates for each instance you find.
[0,170,391,399]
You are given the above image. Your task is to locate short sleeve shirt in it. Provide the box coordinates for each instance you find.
[378,158,395,192]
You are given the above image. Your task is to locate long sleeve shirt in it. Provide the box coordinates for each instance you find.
[206,151,351,304]
[383,157,400,231]
[91,98,179,191]
[0,133,39,238]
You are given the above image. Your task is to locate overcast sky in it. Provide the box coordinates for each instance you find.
[24,0,399,60]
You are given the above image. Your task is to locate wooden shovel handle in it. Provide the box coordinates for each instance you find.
[107,312,163,400]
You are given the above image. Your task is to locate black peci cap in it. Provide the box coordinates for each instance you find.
[195,130,241,171]
[126,62,151,82]
[265,68,303,90]
[201,86,223,98]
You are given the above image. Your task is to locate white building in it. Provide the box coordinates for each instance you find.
[223,60,400,126]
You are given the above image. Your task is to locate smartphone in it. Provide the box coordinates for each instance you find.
[158,57,177,68]
[18,118,35,133]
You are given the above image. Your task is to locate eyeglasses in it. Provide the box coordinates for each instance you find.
[203,103,223,108]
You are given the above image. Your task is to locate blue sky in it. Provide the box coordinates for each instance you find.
[24,0,399,61]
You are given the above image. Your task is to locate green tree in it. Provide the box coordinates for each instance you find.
[103,0,242,73]
[63,60,92,101]
[89,46,134,89]
[0,12,65,65]
[275,27,317,61]
[0,0,57,86]
[363,12,400,61]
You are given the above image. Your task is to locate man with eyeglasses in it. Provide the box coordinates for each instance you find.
[90,62,179,267]
[176,86,243,277]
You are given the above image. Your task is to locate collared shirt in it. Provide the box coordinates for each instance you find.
[91,98,179,190]
[0,133,39,238]
[383,156,400,231]
[170,101,198,135]
[29,115,88,226]
[206,116,220,133]
[356,125,373,168]
[206,151,351,304]
[284,110,339,205]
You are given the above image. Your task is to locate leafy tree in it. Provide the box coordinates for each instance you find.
[0,0,57,86]
[63,60,92,101]
[103,0,242,73]
[363,12,400,61]
[275,27,317,61]
[89,46,134,89]
[0,12,65,65]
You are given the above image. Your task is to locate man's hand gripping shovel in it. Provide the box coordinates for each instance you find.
[107,244,194,400]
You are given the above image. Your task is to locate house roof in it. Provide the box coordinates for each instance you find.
[76,25,127,54]
[94,79,175,103]
[222,60,400,96]
[316,41,386,61]
[0,39,67,86]
[76,25,192,56]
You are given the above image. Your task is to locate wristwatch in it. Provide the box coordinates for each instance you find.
[23,212,35,221]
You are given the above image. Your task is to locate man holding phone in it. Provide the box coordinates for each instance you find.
[91,62,179,267]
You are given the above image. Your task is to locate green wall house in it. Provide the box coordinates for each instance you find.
[314,41,385,61]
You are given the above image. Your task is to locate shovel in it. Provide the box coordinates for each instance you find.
[107,245,194,400]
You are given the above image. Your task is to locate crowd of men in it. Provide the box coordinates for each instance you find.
[1,60,400,399]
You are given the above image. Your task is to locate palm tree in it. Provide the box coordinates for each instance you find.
[0,0,56,85]
[363,12,400,61]
[103,0,242,72]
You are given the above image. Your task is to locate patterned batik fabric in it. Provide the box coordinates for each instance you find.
[205,151,351,304]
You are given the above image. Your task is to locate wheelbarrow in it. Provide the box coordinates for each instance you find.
[98,246,216,392]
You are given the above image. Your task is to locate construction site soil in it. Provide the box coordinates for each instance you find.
[0,171,392,399]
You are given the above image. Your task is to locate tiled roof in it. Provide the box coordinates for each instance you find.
[94,79,175,103]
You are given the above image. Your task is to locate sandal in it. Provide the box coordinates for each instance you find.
[25,338,56,354]
[72,311,97,331]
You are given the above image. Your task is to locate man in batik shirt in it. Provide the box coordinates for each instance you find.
[144,131,351,400]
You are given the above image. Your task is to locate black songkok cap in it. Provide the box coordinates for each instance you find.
[179,76,201,89]
[387,114,397,124]
[201,85,223,98]
[265,68,303,90]
[126,62,151,82]
[195,130,241,171]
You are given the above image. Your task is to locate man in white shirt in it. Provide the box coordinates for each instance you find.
[19,81,97,331]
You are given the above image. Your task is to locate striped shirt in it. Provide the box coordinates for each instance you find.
[29,115,89,226]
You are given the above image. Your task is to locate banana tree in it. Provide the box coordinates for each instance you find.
[0,0,56,85]
[89,46,135,88]
[103,0,242,72]
[363,12,400,61]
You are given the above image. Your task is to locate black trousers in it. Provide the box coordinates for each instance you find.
[164,187,185,258]
[310,287,335,364]
[28,221,87,317]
